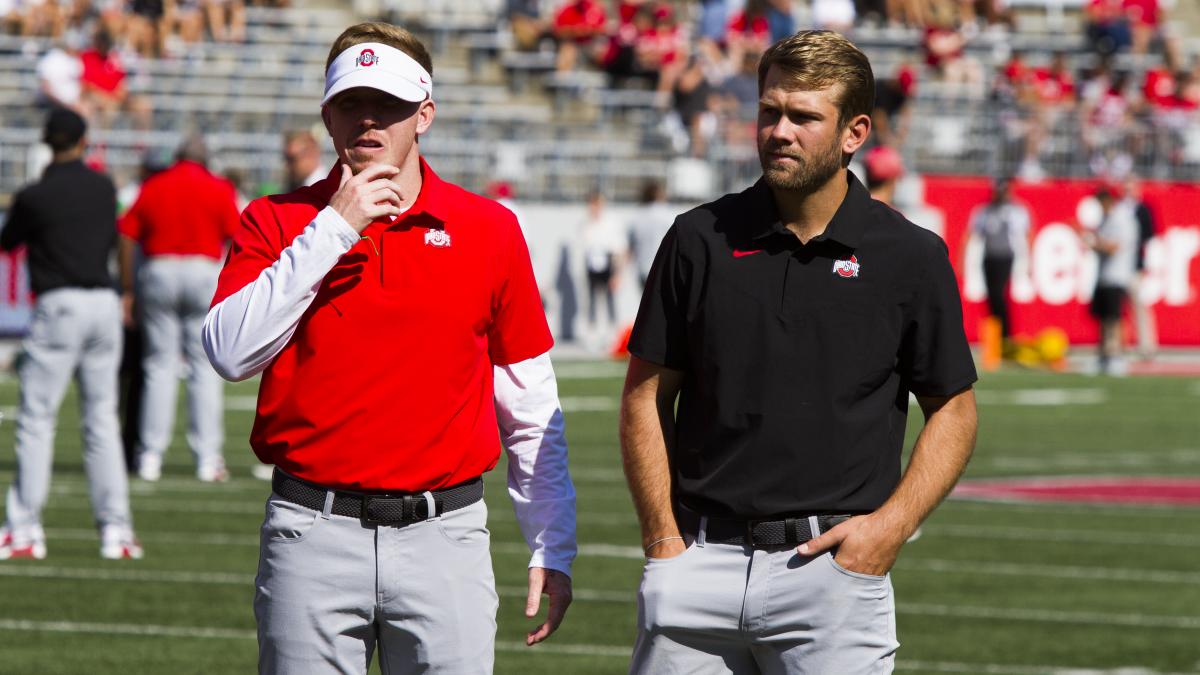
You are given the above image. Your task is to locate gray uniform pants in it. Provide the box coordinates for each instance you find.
[630,530,898,675]
[4,288,132,531]
[255,493,498,674]
[136,256,223,466]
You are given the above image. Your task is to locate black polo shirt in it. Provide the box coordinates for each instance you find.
[628,173,977,519]
[0,159,117,294]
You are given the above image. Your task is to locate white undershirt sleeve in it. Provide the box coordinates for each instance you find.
[202,206,360,382]
[494,352,577,577]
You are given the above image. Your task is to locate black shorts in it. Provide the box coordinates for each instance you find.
[1090,285,1127,321]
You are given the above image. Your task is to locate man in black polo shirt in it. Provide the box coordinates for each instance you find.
[621,31,977,673]
[0,108,142,561]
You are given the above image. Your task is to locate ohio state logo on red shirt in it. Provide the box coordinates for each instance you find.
[424,229,451,248]
[832,255,860,278]
[356,49,378,67]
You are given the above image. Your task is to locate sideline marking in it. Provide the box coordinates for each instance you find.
[953,476,1200,507]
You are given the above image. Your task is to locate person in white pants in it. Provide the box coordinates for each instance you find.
[0,108,142,560]
[118,136,241,482]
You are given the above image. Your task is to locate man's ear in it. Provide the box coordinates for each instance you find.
[415,98,436,136]
[842,113,872,156]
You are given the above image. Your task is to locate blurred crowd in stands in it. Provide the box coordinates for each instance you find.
[2,0,290,54]
[503,0,1192,181]
[4,0,1198,195]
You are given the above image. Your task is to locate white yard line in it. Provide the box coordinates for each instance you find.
[974,388,1109,406]
[548,361,628,379]
[898,603,1200,629]
[0,619,1183,674]
[898,662,1197,675]
[928,524,1200,548]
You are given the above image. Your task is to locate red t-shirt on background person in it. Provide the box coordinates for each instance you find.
[554,0,608,44]
[80,48,125,96]
[1123,0,1160,28]
[119,160,241,260]
[1033,67,1076,105]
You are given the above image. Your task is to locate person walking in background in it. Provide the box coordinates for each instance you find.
[621,31,977,673]
[0,108,142,561]
[282,129,328,192]
[119,134,240,483]
[580,189,627,344]
[1084,184,1139,375]
[1125,176,1158,360]
[202,22,576,672]
[967,176,1030,347]
[628,179,674,289]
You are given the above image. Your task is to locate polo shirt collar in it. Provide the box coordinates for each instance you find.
[749,172,871,249]
[309,156,451,226]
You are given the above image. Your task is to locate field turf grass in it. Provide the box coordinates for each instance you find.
[0,362,1198,674]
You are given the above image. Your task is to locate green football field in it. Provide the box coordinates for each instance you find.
[0,361,1198,675]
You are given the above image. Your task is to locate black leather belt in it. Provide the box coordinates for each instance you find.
[678,507,851,548]
[271,469,484,524]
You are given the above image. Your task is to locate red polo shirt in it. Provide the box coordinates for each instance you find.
[211,160,553,491]
[119,160,240,259]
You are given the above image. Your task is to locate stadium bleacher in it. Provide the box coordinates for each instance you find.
[0,0,1197,205]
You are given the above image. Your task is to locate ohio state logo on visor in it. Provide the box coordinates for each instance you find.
[832,255,860,278]
[356,48,378,67]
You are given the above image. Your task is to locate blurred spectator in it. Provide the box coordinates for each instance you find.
[1086,0,1131,56]
[1081,68,1135,177]
[36,37,83,111]
[79,28,152,131]
[11,0,66,37]
[1122,0,1171,58]
[725,0,772,67]
[1083,183,1138,375]
[864,144,904,206]
[627,179,673,288]
[170,0,207,47]
[812,0,856,33]
[922,11,983,95]
[204,0,246,43]
[553,0,608,72]
[1124,176,1157,359]
[282,129,327,191]
[1018,51,1077,180]
[696,0,729,43]
[508,0,550,51]
[967,177,1030,343]
[672,53,721,157]
[126,0,166,57]
[600,5,662,89]
[872,61,916,147]
[580,189,626,339]
[764,0,795,43]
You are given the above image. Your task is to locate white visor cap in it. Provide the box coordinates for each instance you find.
[321,42,432,106]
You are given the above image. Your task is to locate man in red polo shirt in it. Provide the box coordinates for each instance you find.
[202,21,576,673]
[119,136,240,483]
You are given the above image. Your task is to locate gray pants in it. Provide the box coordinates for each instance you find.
[4,288,132,531]
[630,531,898,674]
[255,493,498,674]
[136,256,223,466]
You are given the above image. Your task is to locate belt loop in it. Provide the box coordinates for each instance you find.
[696,516,708,547]
[321,490,335,519]
[807,515,821,540]
[421,491,437,521]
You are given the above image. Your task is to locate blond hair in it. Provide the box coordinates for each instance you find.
[757,30,874,127]
[325,22,433,76]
